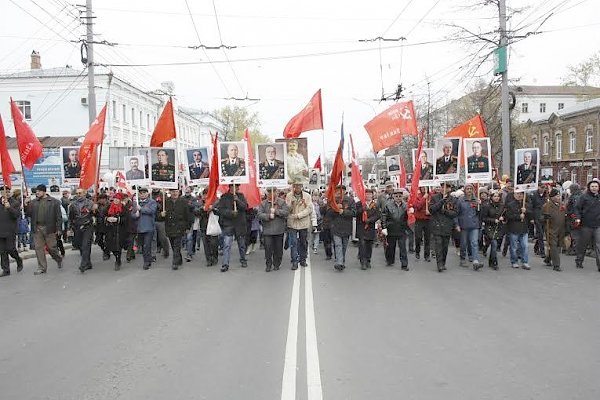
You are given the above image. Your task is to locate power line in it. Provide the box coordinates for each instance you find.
[381,0,415,37]
[211,0,245,96]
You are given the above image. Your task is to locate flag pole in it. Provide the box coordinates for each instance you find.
[94,73,113,203]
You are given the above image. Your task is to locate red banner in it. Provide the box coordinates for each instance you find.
[0,115,16,188]
[10,98,43,169]
[150,98,176,147]
[325,125,345,213]
[237,129,262,209]
[444,114,487,165]
[283,89,323,139]
[364,101,418,153]
[204,133,220,211]
[79,104,107,190]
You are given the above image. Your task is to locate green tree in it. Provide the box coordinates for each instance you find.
[212,105,271,144]
[562,51,600,87]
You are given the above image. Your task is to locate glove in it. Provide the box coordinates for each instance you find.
[381,228,388,236]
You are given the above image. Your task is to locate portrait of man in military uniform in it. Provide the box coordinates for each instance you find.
[151,148,176,182]
[62,147,81,179]
[387,156,400,174]
[187,148,209,180]
[125,156,146,181]
[220,142,246,177]
[466,139,490,174]
[258,144,285,180]
[413,148,434,180]
[435,139,459,176]
[516,149,539,185]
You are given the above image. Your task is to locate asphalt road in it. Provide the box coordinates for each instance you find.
[1,241,599,400]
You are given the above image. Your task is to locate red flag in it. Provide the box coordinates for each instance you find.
[204,132,220,211]
[444,114,487,165]
[150,98,176,147]
[364,101,418,153]
[349,133,366,221]
[283,89,323,139]
[313,155,322,171]
[399,157,407,188]
[79,104,107,189]
[237,129,261,208]
[325,124,344,213]
[0,115,16,188]
[10,97,43,169]
[407,129,425,225]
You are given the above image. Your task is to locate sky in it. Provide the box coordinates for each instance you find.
[1,0,598,165]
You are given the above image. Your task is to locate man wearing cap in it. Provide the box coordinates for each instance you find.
[25,184,64,275]
[574,179,600,270]
[162,188,193,270]
[0,193,24,277]
[381,188,410,270]
[134,187,158,269]
[542,188,566,271]
[69,188,97,272]
[326,185,356,271]
[286,181,313,270]
[258,187,289,272]
[213,184,248,271]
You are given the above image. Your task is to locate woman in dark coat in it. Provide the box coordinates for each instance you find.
[105,193,129,270]
[481,191,505,270]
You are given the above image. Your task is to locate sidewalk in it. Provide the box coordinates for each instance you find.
[10,243,74,262]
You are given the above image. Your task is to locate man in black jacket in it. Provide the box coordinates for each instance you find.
[25,184,63,275]
[0,195,23,276]
[505,191,534,269]
[162,188,193,270]
[381,189,409,270]
[530,183,548,256]
[574,180,600,270]
[198,188,219,267]
[326,185,356,271]
[429,187,458,272]
[213,184,248,272]
[356,189,380,270]
[69,188,97,273]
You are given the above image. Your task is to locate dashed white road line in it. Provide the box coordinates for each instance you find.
[305,260,323,400]
[281,268,301,400]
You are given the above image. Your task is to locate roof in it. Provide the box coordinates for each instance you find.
[0,66,86,79]
[511,85,600,96]
[5,136,82,149]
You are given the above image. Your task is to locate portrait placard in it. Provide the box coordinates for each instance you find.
[411,147,435,187]
[61,146,81,185]
[124,155,148,185]
[218,141,249,184]
[464,137,492,183]
[256,142,287,187]
[275,137,309,184]
[541,167,554,184]
[386,155,401,176]
[149,147,178,189]
[433,138,461,182]
[185,147,210,186]
[514,148,540,191]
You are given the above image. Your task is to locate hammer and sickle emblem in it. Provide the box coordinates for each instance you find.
[467,123,479,137]
[399,106,412,120]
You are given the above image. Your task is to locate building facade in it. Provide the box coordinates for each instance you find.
[525,98,600,185]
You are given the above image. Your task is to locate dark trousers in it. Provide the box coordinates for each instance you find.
[169,236,183,266]
[575,226,600,268]
[288,228,308,264]
[75,225,93,268]
[433,234,450,268]
[414,219,431,258]
[546,235,561,268]
[385,233,408,266]
[358,238,374,263]
[139,231,153,265]
[406,227,414,251]
[0,235,20,272]
[321,228,333,258]
[202,232,219,264]
[263,234,283,268]
[534,219,545,254]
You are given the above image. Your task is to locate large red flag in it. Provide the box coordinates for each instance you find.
[444,114,487,165]
[407,129,425,226]
[364,101,418,153]
[204,132,220,211]
[313,155,322,171]
[325,124,345,213]
[79,104,107,189]
[237,129,261,208]
[349,133,366,221]
[150,98,176,147]
[10,98,43,169]
[0,115,16,188]
[283,89,323,139]
[399,157,407,188]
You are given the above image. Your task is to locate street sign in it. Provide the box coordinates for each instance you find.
[494,46,507,75]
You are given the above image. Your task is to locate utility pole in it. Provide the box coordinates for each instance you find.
[499,0,510,176]
[85,0,97,125]
[427,81,431,147]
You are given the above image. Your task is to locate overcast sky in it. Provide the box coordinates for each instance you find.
[1,0,598,163]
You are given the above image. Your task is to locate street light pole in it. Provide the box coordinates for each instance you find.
[499,0,511,176]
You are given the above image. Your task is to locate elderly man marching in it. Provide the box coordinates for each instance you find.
[542,188,566,272]
[326,185,356,271]
[162,188,193,270]
[286,181,313,270]
[213,184,248,272]
[258,187,289,272]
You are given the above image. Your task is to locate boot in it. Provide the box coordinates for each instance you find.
[16,257,23,272]
[265,264,272,272]
[360,260,367,270]
[114,254,122,271]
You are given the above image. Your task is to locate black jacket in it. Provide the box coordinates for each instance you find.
[505,195,533,234]
[69,197,95,229]
[575,190,600,228]
[213,192,248,236]
[26,195,63,234]
[530,191,547,221]
[429,193,458,237]
[355,200,380,240]
[164,197,193,237]
[0,198,20,237]
[381,200,408,236]
[481,201,505,240]
[327,195,356,237]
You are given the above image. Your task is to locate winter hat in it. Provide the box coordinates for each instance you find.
[549,188,560,198]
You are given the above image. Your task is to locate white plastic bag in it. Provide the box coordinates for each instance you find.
[206,211,222,236]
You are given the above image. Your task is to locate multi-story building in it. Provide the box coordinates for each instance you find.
[0,52,224,172]
[525,98,600,185]
[513,85,600,123]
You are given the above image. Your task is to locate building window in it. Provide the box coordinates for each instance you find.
[569,129,576,153]
[139,111,143,129]
[558,103,564,110]
[15,100,32,120]
[543,134,549,155]
[521,103,528,113]
[131,108,136,126]
[532,136,538,149]
[571,170,578,184]
[112,100,117,120]
[586,127,593,151]
[122,104,127,123]
[555,133,562,160]
[147,114,150,130]
[540,103,546,113]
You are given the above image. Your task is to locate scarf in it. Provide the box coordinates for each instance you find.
[108,202,123,217]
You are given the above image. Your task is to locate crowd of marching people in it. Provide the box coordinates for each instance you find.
[0,176,599,278]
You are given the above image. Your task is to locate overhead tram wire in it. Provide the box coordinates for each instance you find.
[381,0,416,37]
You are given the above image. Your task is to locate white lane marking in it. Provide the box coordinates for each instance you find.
[281,268,301,400]
[305,260,323,400]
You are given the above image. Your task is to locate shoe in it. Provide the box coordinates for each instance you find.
[0,270,9,277]
[300,261,307,267]
[424,257,431,262]
[409,249,415,254]
[56,259,63,269]
[401,265,409,271]
[143,263,150,270]
[576,262,583,269]
[442,266,447,271]
[553,266,562,272]
[273,265,280,271]
[245,248,251,256]
[521,263,531,270]
[460,259,468,268]
[511,264,519,268]
[313,248,318,254]
[185,256,192,262]
[437,265,444,272]
[361,263,367,270]
[415,253,420,260]
[79,265,86,273]
[291,263,298,270]
[366,261,372,269]
[266,265,272,272]
[152,256,157,262]
[114,262,121,271]
[325,256,332,261]
[241,261,248,268]
[220,264,229,272]
[386,262,394,267]
[163,252,170,259]
[334,264,344,271]
[544,259,552,267]
[34,269,46,275]
[102,253,110,261]
[473,261,482,271]
[16,258,23,272]
[172,265,179,270]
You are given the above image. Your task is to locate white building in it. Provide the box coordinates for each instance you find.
[0,53,224,170]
